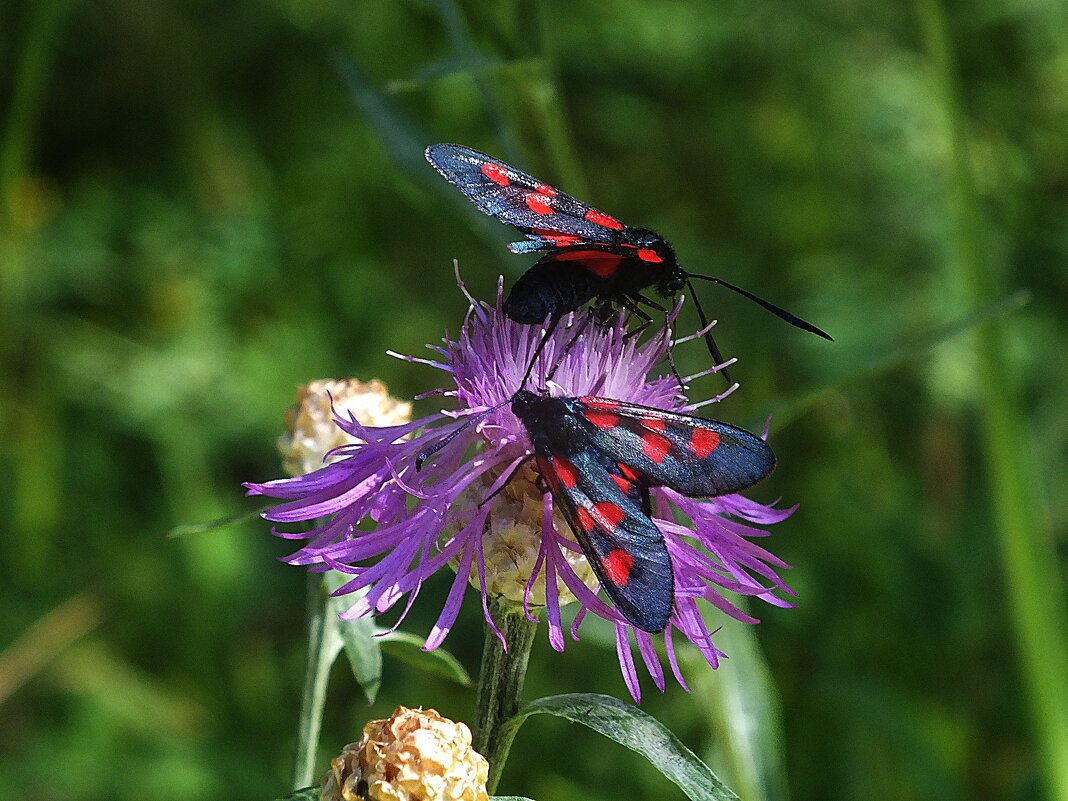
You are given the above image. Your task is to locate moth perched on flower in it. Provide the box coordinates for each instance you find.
[246,275,796,700]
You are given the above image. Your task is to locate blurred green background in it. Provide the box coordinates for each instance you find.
[2,1,1066,800]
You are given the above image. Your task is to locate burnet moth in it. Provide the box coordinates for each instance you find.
[417,389,776,633]
[425,143,832,379]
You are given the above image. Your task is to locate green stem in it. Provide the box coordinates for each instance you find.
[0,0,73,222]
[472,599,539,794]
[915,3,1068,801]
[293,574,343,790]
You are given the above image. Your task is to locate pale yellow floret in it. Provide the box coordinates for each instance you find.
[448,463,600,609]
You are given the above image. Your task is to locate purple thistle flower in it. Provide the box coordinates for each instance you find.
[246,275,796,701]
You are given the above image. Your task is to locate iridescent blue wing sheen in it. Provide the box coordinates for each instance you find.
[535,447,672,633]
[573,397,776,498]
[425,143,632,250]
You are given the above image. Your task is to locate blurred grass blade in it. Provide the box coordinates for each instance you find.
[0,595,103,706]
[325,571,383,704]
[767,288,1030,429]
[333,53,513,256]
[166,505,269,538]
[491,797,536,800]
[502,693,741,801]
[915,3,1068,800]
[333,55,427,177]
[688,616,789,801]
[430,0,522,160]
[387,55,517,94]
[377,630,473,686]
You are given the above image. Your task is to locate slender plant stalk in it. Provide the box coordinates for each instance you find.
[293,574,342,790]
[472,599,539,794]
[915,3,1068,800]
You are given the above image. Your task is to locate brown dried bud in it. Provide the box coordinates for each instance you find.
[279,378,412,477]
[321,706,489,801]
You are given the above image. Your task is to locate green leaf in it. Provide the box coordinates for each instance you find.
[272,787,320,801]
[324,572,382,703]
[502,693,740,801]
[688,616,789,801]
[166,504,268,538]
[377,630,473,687]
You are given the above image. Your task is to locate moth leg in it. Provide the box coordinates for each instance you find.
[591,298,617,326]
[545,313,594,383]
[664,326,686,391]
[631,292,668,313]
[519,314,562,390]
[618,297,654,342]
[478,454,537,508]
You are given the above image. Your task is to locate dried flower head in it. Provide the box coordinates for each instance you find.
[279,378,412,477]
[320,706,488,801]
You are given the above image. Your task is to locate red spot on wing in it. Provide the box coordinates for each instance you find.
[536,456,560,492]
[481,162,510,186]
[602,549,635,586]
[534,182,557,196]
[618,463,642,482]
[584,409,620,431]
[640,416,667,433]
[576,507,594,532]
[637,248,663,263]
[689,427,721,458]
[582,398,619,410]
[553,455,579,489]
[533,228,583,247]
[641,431,672,463]
[525,193,554,215]
[610,473,633,494]
[591,501,625,531]
[584,209,624,231]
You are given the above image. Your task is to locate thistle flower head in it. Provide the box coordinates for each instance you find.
[246,275,795,700]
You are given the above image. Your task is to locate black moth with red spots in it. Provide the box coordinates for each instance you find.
[510,389,775,633]
[426,143,831,372]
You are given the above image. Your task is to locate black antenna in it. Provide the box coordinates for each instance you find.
[415,398,511,470]
[686,278,732,383]
[686,273,833,340]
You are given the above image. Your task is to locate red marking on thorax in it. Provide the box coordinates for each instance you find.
[525,193,554,215]
[550,250,623,279]
[602,549,635,586]
[689,428,720,458]
[553,455,579,489]
[641,431,672,463]
[584,409,620,431]
[585,209,624,231]
[481,162,510,186]
[637,248,663,263]
[591,501,625,530]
